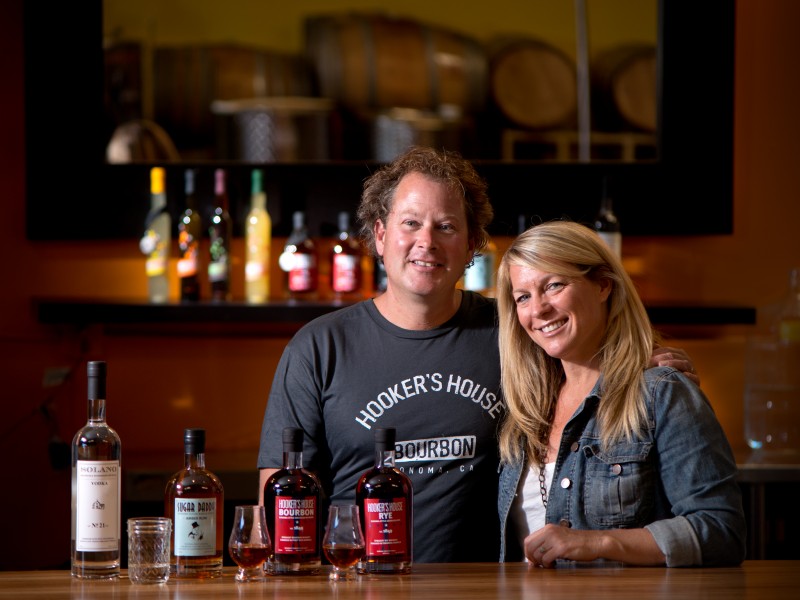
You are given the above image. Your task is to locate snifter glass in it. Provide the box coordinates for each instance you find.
[322,504,365,581]
[228,505,271,582]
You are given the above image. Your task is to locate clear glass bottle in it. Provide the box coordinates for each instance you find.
[355,427,413,574]
[463,238,497,295]
[140,167,171,303]
[208,168,232,302]
[245,169,272,303]
[594,176,622,258]
[71,361,121,579]
[279,211,318,299]
[178,168,202,302]
[778,267,800,343]
[331,211,363,300]
[165,428,225,579]
[263,428,322,575]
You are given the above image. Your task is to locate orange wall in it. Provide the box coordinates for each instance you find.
[2,0,800,570]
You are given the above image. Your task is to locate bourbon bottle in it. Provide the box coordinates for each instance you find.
[263,428,322,575]
[355,427,413,574]
[165,428,224,578]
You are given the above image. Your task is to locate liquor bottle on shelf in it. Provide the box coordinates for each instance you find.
[463,238,497,295]
[278,211,318,299]
[594,176,622,258]
[263,427,322,575]
[208,168,232,302]
[245,169,271,303]
[331,211,363,301]
[778,267,800,343]
[177,168,202,302]
[71,361,121,579]
[355,427,413,575]
[165,428,224,579]
[139,167,171,303]
[373,258,388,295]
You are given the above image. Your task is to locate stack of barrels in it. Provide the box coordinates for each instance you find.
[103,12,656,162]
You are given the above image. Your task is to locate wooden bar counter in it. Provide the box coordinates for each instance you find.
[1,562,798,599]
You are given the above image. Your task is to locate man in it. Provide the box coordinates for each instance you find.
[257,146,697,563]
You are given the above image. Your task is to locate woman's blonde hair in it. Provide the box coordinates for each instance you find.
[496,220,657,465]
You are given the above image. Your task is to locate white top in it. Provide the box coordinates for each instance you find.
[508,461,555,557]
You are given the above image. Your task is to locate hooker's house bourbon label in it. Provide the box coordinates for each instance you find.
[274,496,317,554]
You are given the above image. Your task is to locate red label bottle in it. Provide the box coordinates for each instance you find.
[263,428,322,574]
[355,427,413,574]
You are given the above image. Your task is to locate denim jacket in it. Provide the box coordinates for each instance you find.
[498,367,746,566]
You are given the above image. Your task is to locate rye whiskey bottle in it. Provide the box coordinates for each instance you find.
[71,361,121,579]
[165,428,224,579]
[355,427,413,574]
[264,427,322,575]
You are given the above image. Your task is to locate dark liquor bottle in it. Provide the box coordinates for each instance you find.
[594,176,622,258]
[331,211,363,300]
[71,361,121,579]
[373,258,388,294]
[263,427,322,575]
[279,211,318,299]
[139,167,171,303]
[165,428,224,579]
[355,427,413,574]
[208,168,232,301]
[178,168,202,301]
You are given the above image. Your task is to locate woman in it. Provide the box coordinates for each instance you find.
[496,220,746,567]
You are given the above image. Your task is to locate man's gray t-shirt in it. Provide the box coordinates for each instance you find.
[258,291,503,562]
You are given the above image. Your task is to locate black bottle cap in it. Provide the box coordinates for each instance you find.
[282,427,304,452]
[87,361,106,400]
[184,428,206,454]
[374,427,396,449]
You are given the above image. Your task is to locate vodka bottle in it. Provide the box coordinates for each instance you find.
[71,361,121,579]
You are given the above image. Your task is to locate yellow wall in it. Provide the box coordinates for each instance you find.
[2,0,800,570]
[103,0,656,57]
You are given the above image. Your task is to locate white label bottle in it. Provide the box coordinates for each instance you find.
[71,361,121,579]
[245,169,272,303]
[140,167,171,303]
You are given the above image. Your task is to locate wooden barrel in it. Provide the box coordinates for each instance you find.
[153,45,315,146]
[590,44,657,132]
[489,37,577,129]
[305,13,488,114]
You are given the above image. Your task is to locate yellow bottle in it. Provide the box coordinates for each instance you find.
[245,169,271,303]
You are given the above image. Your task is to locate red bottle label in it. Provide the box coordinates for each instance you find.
[364,497,408,557]
[274,496,317,554]
[332,254,359,293]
